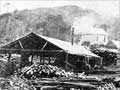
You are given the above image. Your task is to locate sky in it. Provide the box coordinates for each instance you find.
[0,0,119,17]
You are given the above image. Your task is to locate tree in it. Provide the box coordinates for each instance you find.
[42,15,70,41]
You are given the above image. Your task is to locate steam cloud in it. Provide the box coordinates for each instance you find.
[73,16,96,34]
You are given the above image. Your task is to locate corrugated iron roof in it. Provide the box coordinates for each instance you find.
[38,34,99,58]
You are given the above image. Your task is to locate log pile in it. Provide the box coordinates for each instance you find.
[96,83,116,90]
[0,76,118,90]
[19,64,68,79]
[91,47,118,66]
[18,64,120,90]
[0,64,120,90]
[0,77,35,90]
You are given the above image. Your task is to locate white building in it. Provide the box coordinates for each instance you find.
[80,28,108,45]
[73,16,108,45]
[73,27,108,45]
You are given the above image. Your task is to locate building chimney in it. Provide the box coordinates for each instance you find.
[71,27,74,45]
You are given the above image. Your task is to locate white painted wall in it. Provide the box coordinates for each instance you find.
[80,34,108,45]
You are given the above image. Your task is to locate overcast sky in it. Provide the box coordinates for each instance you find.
[0,0,119,17]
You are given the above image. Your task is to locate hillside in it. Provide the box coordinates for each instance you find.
[0,5,119,45]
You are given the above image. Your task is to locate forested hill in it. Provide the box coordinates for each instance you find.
[0,5,119,45]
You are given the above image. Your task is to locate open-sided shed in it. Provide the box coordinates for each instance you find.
[0,33,99,70]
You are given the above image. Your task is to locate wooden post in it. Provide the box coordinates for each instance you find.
[81,87,83,90]
[43,57,45,64]
[49,56,51,64]
[8,53,11,63]
[40,55,42,64]
[65,53,69,71]
[97,36,98,45]
[71,27,74,45]
[31,55,34,64]
[101,57,103,66]
[87,56,89,64]
[20,53,23,68]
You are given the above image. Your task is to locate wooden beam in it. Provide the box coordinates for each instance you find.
[0,48,100,58]
[42,42,48,50]
[0,48,64,54]
[18,40,24,49]
[64,61,75,68]
[62,82,96,89]
[41,86,58,90]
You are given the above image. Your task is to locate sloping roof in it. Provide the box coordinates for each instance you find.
[88,28,108,35]
[111,40,120,49]
[74,27,108,36]
[1,33,99,58]
[38,34,99,57]
[106,40,120,49]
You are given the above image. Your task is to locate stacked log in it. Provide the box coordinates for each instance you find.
[19,64,68,79]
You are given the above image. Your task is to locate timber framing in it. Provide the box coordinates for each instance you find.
[0,32,99,58]
[0,32,100,70]
[42,42,48,50]
[18,40,24,49]
[0,48,65,54]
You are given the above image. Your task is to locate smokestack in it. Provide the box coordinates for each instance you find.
[71,27,74,45]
